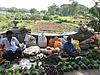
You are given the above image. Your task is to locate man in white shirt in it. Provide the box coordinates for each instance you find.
[2,30,22,61]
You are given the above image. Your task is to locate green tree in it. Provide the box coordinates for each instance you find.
[60,1,88,16]
[88,2,100,31]
[71,1,78,16]
[76,4,89,16]
[30,8,40,23]
[48,4,60,15]
[18,8,29,13]
[60,4,70,16]
[40,10,47,16]
[42,14,50,20]
[30,8,38,14]
[22,14,31,20]
[7,7,18,13]
[31,14,42,23]
[15,12,23,20]
[40,10,47,14]
[60,1,78,16]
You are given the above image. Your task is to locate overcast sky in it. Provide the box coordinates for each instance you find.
[0,0,98,11]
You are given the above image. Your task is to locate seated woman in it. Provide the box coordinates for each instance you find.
[1,31,22,61]
[61,36,75,57]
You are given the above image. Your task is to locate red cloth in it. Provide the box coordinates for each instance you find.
[90,35,96,40]
[0,44,7,52]
[48,37,62,47]
[54,41,63,48]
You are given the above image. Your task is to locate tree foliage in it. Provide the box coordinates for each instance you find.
[30,8,38,14]
[7,7,18,13]
[47,2,88,16]
[48,4,60,15]
[88,2,100,32]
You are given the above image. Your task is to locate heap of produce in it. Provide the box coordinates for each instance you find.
[0,49,100,74]
[57,56,100,72]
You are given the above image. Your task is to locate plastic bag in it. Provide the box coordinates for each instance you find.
[38,33,47,48]
[24,34,36,47]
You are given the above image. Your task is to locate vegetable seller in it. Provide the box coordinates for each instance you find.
[1,30,22,61]
[63,36,75,54]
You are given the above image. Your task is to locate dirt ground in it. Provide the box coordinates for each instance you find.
[64,69,100,75]
[33,22,76,33]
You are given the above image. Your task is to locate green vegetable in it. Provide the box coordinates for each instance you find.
[96,59,100,65]
[38,66,45,75]
[90,60,97,65]
[93,63,99,69]
[86,50,100,60]
[83,59,90,66]
[58,62,64,66]
[6,67,14,75]
[30,71,37,75]
[35,61,40,69]
[66,57,75,62]
[78,61,84,65]
[87,64,94,69]
[80,64,87,70]
[16,71,21,75]
[75,58,81,64]
[81,57,87,60]
[63,66,70,72]
[73,64,79,70]
[30,65,37,75]
[64,62,70,66]
[71,62,76,66]
[22,67,30,75]
[46,55,61,65]
[67,65,73,71]
[14,68,22,75]
[0,68,6,75]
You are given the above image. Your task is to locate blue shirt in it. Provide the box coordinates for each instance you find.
[2,37,19,52]
[63,42,75,54]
